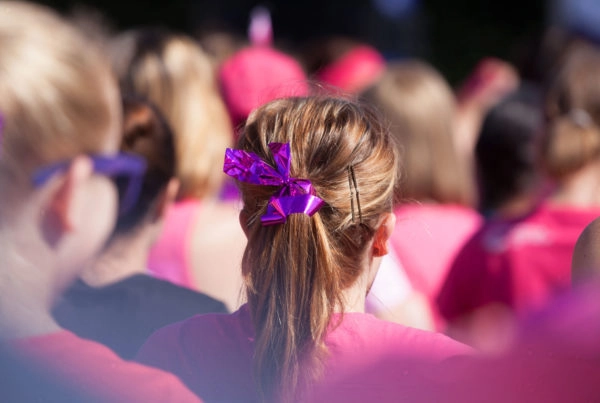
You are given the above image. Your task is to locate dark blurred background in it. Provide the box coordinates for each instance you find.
[38,0,552,84]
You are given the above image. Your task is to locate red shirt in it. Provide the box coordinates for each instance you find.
[10,330,201,402]
[437,203,600,321]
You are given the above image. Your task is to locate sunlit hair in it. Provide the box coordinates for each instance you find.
[110,29,233,199]
[236,96,399,402]
[0,2,118,183]
[542,43,600,181]
[362,60,474,206]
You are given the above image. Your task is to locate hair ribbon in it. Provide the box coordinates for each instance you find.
[223,142,325,226]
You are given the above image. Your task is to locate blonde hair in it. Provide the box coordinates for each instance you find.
[237,96,399,402]
[542,43,600,180]
[0,2,117,181]
[111,30,233,199]
[362,60,474,206]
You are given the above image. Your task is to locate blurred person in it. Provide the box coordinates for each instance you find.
[219,45,310,131]
[137,96,471,402]
[53,97,228,360]
[437,43,600,351]
[475,84,544,219]
[196,27,247,69]
[302,36,386,95]
[111,28,246,310]
[361,60,481,330]
[454,58,520,162]
[0,3,200,401]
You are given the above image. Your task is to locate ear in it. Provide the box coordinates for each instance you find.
[372,212,396,257]
[152,178,180,221]
[43,156,93,241]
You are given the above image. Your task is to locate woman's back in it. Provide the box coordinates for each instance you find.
[137,305,470,402]
[137,95,472,402]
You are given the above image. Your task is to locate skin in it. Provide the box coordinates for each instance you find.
[81,179,180,287]
[0,74,122,339]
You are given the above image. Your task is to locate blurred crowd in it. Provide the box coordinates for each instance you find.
[1,1,600,402]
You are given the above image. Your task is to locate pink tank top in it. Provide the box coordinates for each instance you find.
[147,199,201,288]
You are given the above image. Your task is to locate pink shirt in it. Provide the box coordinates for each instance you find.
[315,280,600,402]
[437,203,600,321]
[390,204,482,301]
[10,330,201,402]
[442,279,600,403]
[147,199,201,288]
[137,305,471,402]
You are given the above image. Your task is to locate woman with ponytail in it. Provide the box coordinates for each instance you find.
[438,42,600,351]
[137,96,470,402]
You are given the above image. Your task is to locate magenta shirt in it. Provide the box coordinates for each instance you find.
[441,279,600,403]
[437,203,600,321]
[315,280,600,402]
[137,305,471,402]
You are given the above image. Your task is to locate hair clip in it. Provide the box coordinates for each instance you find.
[348,165,363,224]
[223,142,324,226]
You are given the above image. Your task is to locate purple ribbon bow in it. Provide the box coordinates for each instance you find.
[223,142,325,225]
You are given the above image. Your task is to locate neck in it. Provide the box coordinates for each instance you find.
[490,184,544,220]
[0,233,61,339]
[80,228,150,287]
[548,164,600,208]
[338,255,380,314]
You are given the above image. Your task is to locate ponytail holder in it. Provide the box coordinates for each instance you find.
[223,142,325,226]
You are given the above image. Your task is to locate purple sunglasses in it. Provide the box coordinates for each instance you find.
[32,152,147,215]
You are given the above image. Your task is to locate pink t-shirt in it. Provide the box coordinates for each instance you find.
[10,330,201,402]
[442,279,600,403]
[147,199,201,288]
[390,204,482,302]
[437,203,600,321]
[315,279,600,402]
[137,305,471,402]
